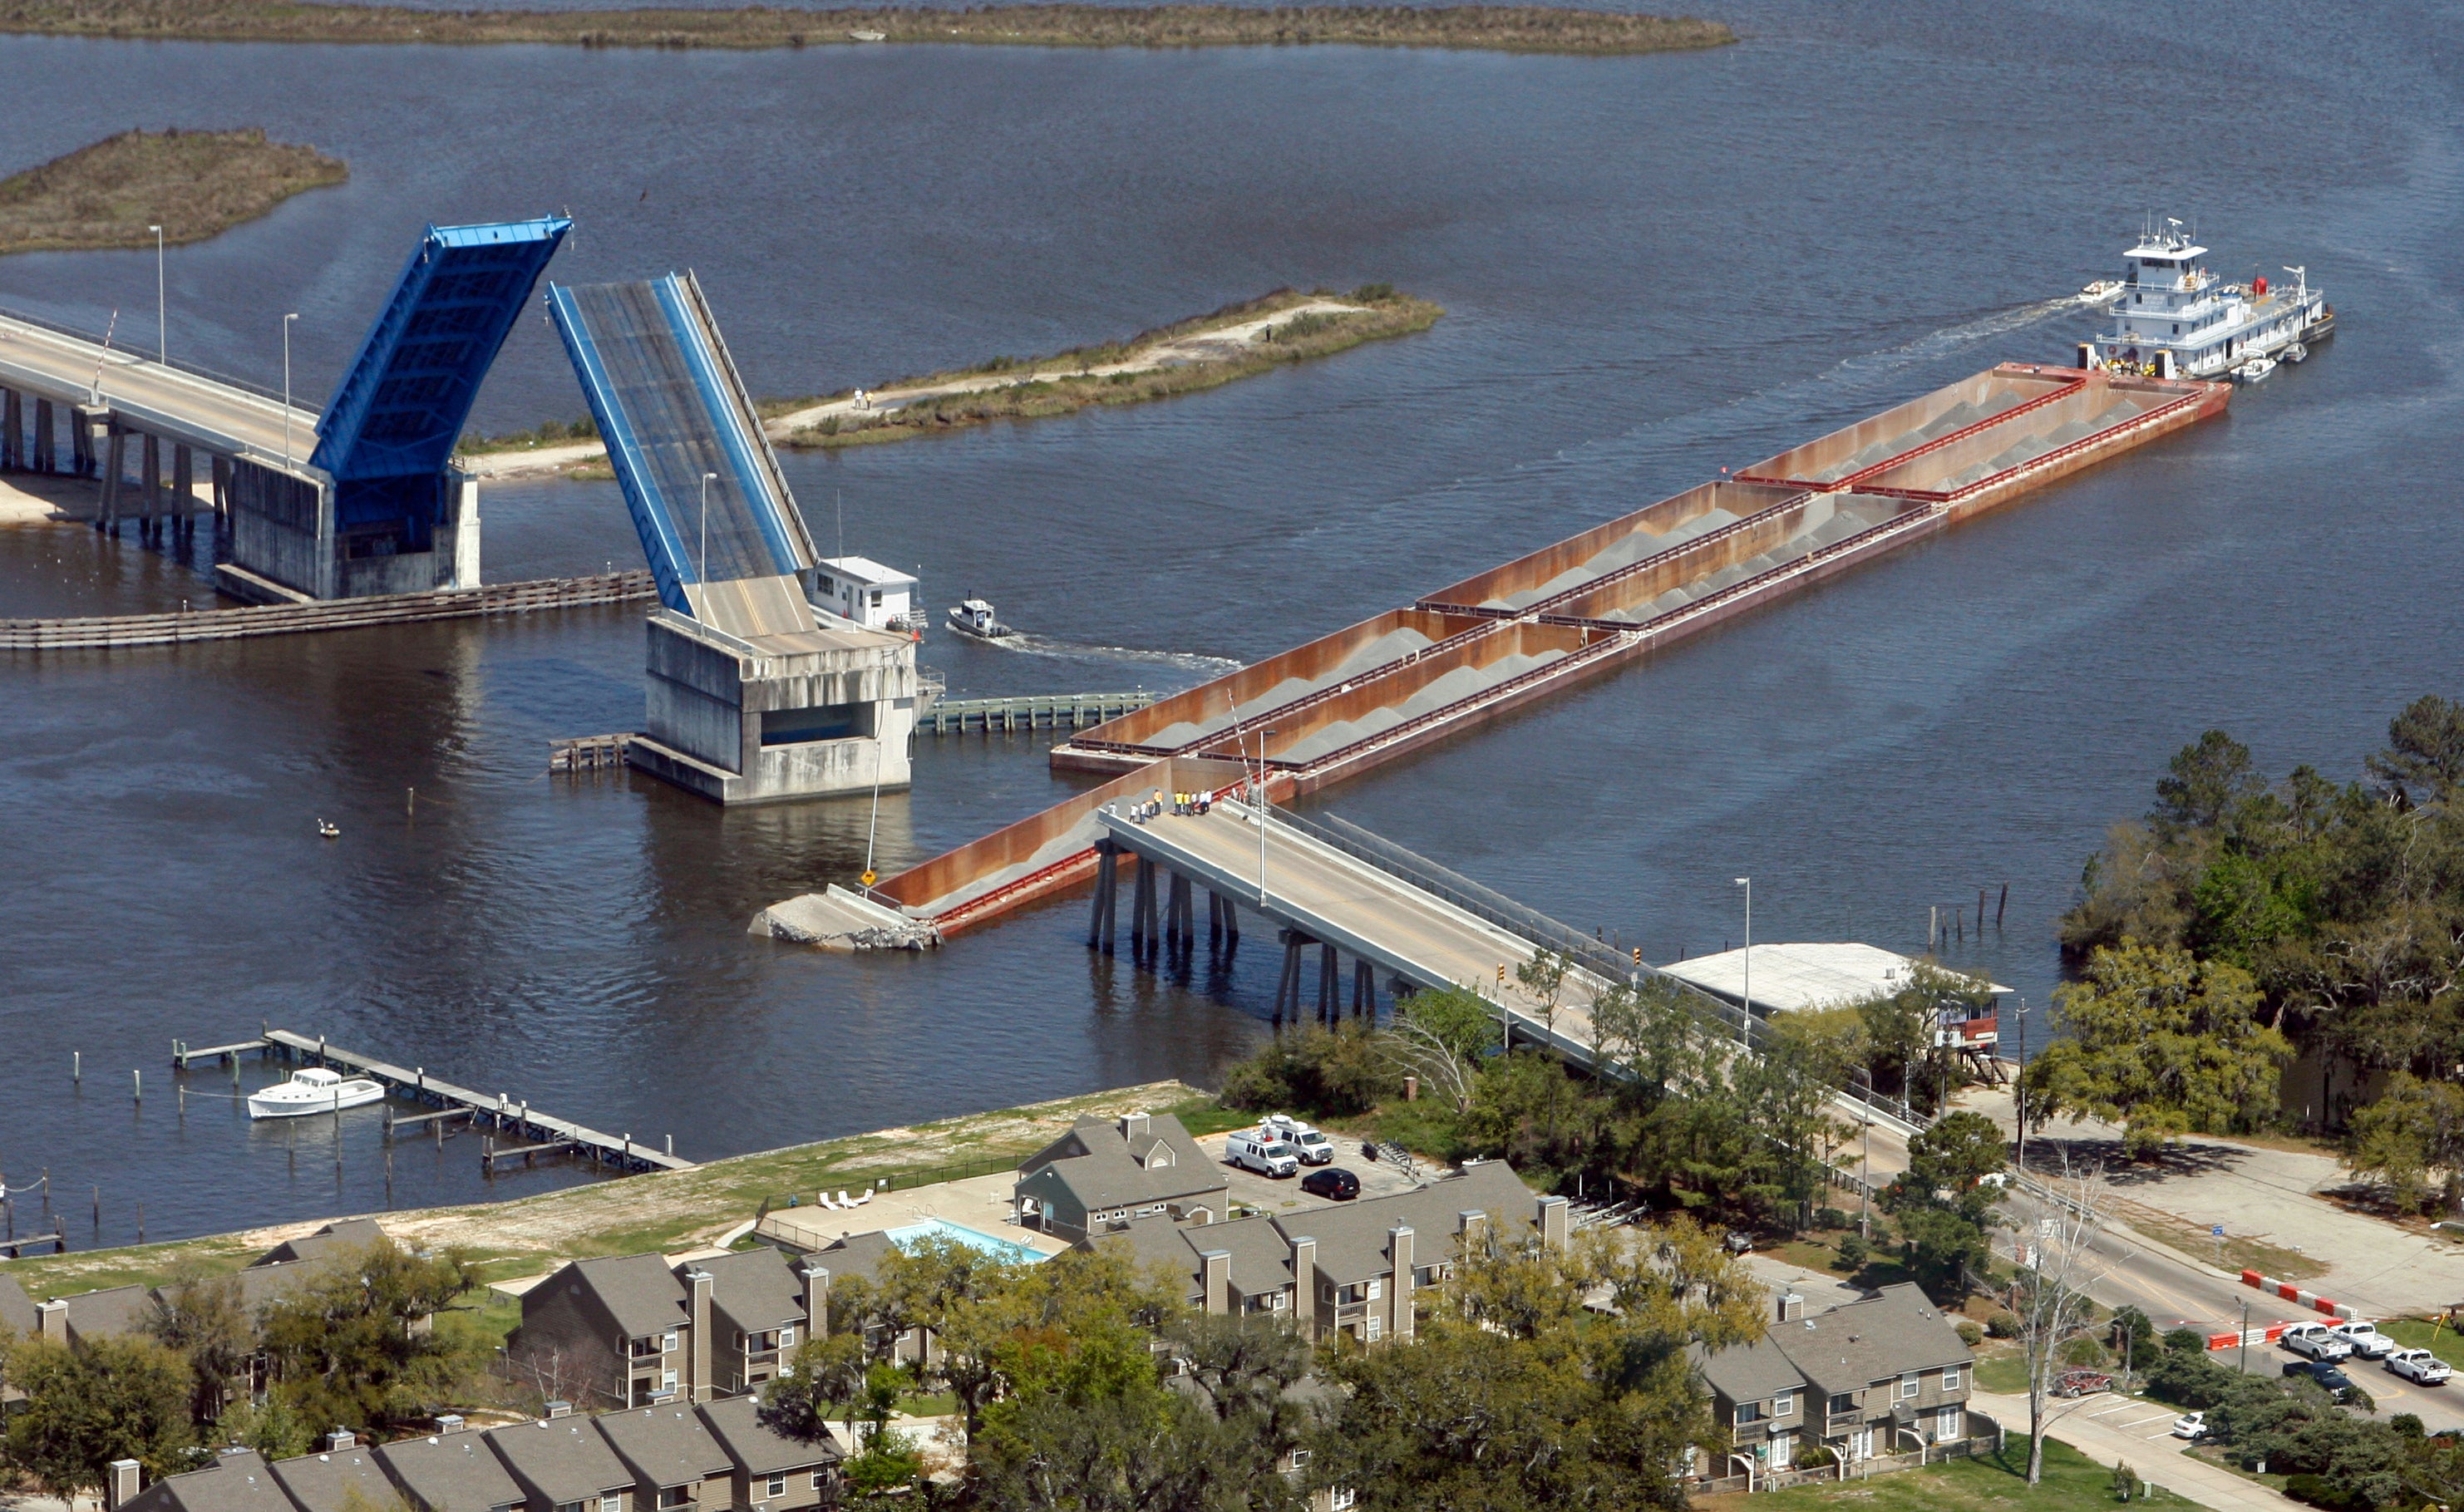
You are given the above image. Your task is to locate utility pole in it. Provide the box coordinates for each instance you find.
[150,225,165,364]
[1256,730,1277,907]
[2239,1298,2250,1376]
[281,313,299,467]
[1735,877,1752,1019]
[2014,996,2029,1175]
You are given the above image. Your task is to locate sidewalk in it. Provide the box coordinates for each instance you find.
[1969,1389,2296,1512]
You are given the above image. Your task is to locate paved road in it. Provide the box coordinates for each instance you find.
[0,313,318,469]
[1969,1388,2295,1512]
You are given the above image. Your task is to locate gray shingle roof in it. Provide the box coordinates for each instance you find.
[377,1428,527,1512]
[595,1405,732,1490]
[1690,1337,1806,1406]
[697,1396,842,1478]
[254,1218,388,1268]
[487,1416,633,1505]
[555,1254,688,1341]
[1018,1115,1226,1214]
[58,1283,150,1341]
[125,1450,296,1512]
[807,1231,896,1290]
[0,1274,36,1337]
[269,1446,397,1512]
[1772,1283,1970,1397]
[1274,1160,1536,1284]
[698,1249,805,1337]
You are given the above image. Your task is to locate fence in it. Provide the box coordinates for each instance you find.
[921,691,1156,735]
[0,570,656,650]
[1688,1413,2003,1497]
[760,1152,1021,1214]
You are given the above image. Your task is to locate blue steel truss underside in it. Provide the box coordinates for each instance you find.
[545,273,816,618]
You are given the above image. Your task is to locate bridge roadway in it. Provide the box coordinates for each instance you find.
[1096,797,1927,1142]
[0,310,318,472]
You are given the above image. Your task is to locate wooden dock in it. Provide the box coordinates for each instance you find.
[549,732,638,772]
[174,1029,692,1175]
[921,690,1155,735]
[2,569,656,652]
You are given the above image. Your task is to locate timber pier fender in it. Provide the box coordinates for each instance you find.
[897,362,2226,935]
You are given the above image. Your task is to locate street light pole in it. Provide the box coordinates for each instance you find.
[281,313,299,467]
[149,225,165,364]
[1256,730,1278,906]
[1734,877,1752,1020]
[2014,996,2030,1175]
[698,471,717,583]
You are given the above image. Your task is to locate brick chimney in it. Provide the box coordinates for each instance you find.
[1200,1250,1230,1316]
[685,1269,714,1402]
[106,1460,140,1510]
[802,1264,830,1337]
[1537,1194,1569,1250]
[1287,1236,1317,1341]
[1387,1225,1415,1342]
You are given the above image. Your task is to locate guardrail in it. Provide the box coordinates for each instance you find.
[0,570,655,650]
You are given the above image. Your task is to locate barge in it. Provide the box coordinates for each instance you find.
[872,362,2227,932]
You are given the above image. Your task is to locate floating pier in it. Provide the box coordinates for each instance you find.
[172,1029,691,1175]
[867,362,2229,931]
[920,690,1156,735]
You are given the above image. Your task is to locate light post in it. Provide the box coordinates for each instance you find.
[1734,877,1752,1020]
[2014,995,2030,1175]
[149,225,165,364]
[281,313,299,467]
[698,471,717,582]
[1256,729,1278,906]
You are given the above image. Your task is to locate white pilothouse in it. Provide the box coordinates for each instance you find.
[2083,219,2332,382]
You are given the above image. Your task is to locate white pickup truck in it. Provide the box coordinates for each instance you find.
[2331,1321,2397,1360]
[2384,1348,2452,1386]
[2280,1323,2354,1362]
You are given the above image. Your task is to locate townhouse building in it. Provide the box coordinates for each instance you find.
[1013,1113,1230,1244]
[505,1249,825,1411]
[1693,1283,1976,1474]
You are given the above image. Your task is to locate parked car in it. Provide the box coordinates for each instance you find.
[2053,1370,2113,1398]
[2331,1321,2397,1359]
[2282,1360,2358,1398]
[1225,1130,1299,1178]
[2170,1411,2208,1441]
[2385,1349,2452,1386]
[1722,1230,1755,1255]
[1262,1115,1337,1165]
[2281,1323,2354,1362]
[1299,1167,1360,1200]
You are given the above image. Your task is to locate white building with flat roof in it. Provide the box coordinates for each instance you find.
[1659,943,2007,1049]
[813,556,918,633]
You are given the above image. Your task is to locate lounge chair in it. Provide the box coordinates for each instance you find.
[839,1190,863,1208]
[814,1192,841,1211]
[852,1188,873,1206]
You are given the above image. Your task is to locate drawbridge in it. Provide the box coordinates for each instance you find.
[545,272,821,639]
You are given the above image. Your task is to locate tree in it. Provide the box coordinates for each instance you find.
[2004,1164,2131,1485]
[1905,1111,2009,1194]
[2367,695,2464,807]
[1378,985,1500,1115]
[143,1262,252,1422]
[1849,961,1994,1115]
[761,1332,868,1445]
[212,1396,315,1460]
[2344,1071,2464,1214]
[2154,730,2265,840]
[255,1237,478,1435]
[2023,942,2294,1156]
[3,1335,197,1491]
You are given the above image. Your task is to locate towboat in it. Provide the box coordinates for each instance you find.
[248,1066,385,1120]
[2086,219,2331,380]
[946,597,1016,641]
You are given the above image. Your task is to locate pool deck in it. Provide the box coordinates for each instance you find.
[751,1170,1072,1259]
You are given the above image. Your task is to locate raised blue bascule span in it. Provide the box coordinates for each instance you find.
[545,272,820,630]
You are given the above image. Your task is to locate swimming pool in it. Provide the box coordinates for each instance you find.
[884,1218,1049,1264]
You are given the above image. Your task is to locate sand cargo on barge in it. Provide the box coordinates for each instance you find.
[870,362,2227,933]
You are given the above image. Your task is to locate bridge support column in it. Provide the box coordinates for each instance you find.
[96,423,125,536]
[140,431,161,545]
[1088,840,1119,952]
[1166,874,1192,956]
[1,388,18,470]
[1131,856,1156,958]
[1318,943,1339,1025]
[1354,958,1377,1022]
[210,456,231,560]
[173,446,193,549]
[32,398,55,473]
[1273,930,1308,1032]
[72,406,101,479]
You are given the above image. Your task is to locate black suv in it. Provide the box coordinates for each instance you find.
[2283,1360,2357,1398]
[1299,1168,1360,1200]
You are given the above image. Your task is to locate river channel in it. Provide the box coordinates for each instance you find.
[1,0,2458,1245]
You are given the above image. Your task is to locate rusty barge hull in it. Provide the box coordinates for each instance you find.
[885,364,2226,926]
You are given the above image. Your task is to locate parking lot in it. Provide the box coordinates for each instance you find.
[1195,1125,1430,1219]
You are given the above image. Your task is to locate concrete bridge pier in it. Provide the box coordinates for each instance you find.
[71,406,101,478]
[96,422,126,535]
[173,445,194,550]
[31,397,55,472]
[1,388,19,470]
[1087,839,1121,954]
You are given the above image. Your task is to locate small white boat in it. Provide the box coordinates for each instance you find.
[2235,356,2278,383]
[2078,278,2125,304]
[249,1066,385,1120]
[946,596,1017,641]
[2282,342,2309,364]
[317,819,340,839]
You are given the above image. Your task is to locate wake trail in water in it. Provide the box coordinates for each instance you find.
[982,632,1242,674]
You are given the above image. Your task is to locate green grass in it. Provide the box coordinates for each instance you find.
[2381,1317,2464,1370]
[1974,1354,2033,1395]
[1724,1438,2181,1512]
[0,127,345,255]
[895,1390,958,1418]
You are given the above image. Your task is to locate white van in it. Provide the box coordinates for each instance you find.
[1225,1130,1300,1179]
[1262,1114,1336,1165]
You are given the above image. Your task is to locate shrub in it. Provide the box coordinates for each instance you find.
[2062,1336,2112,1368]
[535,418,565,441]
[1987,1311,2020,1339]
[2283,1473,2368,1512]
[2143,1347,2240,1408]
[2109,1458,2141,1502]
[2163,1327,2212,1357]
[1814,1206,1848,1231]
[2390,1413,2423,1439]
[1955,1320,1984,1347]
[1833,1234,1869,1271]
[1217,1023,1393,1118]
[1352,282,1395,303]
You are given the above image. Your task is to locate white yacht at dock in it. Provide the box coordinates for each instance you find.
[248,1066,385,1119]
[2084,219,2331,382]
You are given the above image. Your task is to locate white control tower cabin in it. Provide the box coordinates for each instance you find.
[2085,219,2331,381]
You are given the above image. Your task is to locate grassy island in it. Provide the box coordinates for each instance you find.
[0,2,1735,56]
[773,284,1443,451]
[0,127,347,256]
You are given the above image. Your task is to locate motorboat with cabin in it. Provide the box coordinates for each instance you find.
[946,596,1016,642]
[2083,219,2331,382]
[248,1066,386,1120]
